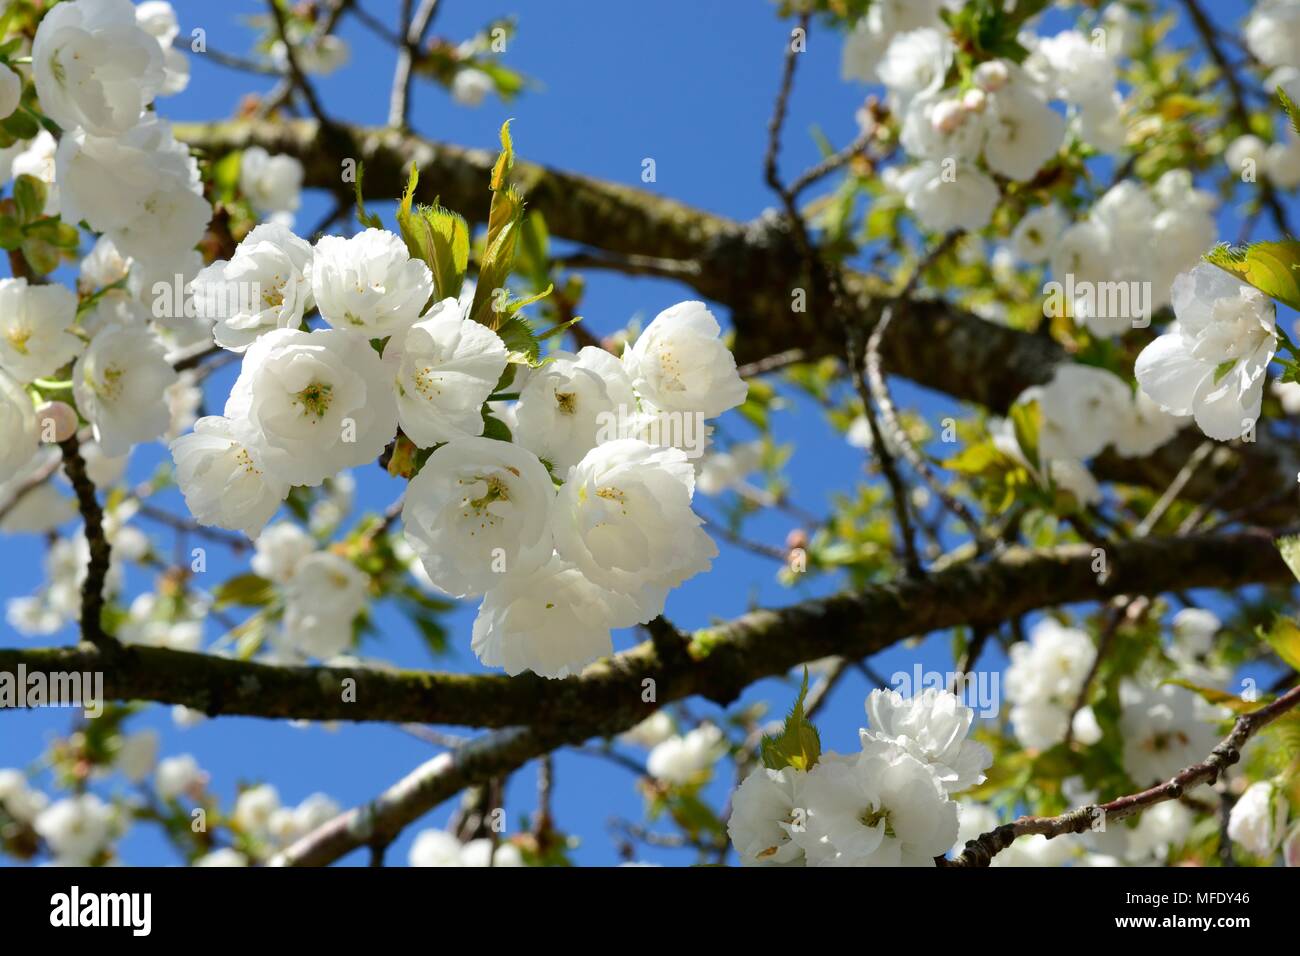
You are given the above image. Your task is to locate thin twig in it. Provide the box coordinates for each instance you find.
[946,682,1300,866]
[58,432,115,649]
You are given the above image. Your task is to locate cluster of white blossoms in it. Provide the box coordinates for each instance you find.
[402,300,745,678]
[172,245,746,674]
[408,828,524,867]
[1004,618,1099,750]
[1016,173,1218,334]
[847,7,1140,235]
[991,362,1185,506]
[1118,682,1228,787]
[727,687,990,866]
[1136,262,1278,442]
[0,0,312,504]
[244,520,369,661]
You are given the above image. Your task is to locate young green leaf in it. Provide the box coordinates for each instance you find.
[1204,241,1300,312]
[759,668,822,772]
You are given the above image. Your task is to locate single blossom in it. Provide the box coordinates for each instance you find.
[621,301,747,419]
[1118,682,1229,787]
[552,439,716,620]
[73,322,180,456]
[0,368,38,484]
[311,229,435,336]
[646,724,727,785]
[281,551,368,659]
[32,0,166,136]
[224,327,398,487]
[250,521,316,583]
[515,346,638,471]
[794,742,958,867]
[239,146,304,218]
[470,555,641,679]
[727,766,806,866]
[0,278,82,383]
[191,223,315,352]
[1136,263,1277,441]
[56,114,211,263]
[1227,780,1289,858]
[383,297,508,447]
[169,416,289,539]
[402,437,556,598]
[860,688,992,793]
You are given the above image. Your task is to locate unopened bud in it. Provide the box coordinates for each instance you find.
[973,60,1009,92]
[36,401,78,443]
[931,99,965,133]
[961,88,987,113]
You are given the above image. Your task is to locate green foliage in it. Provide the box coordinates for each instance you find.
[1257,616,1300,672]
[1279,86,1300,139]
[470,122,527,328]
[212,573,275,610]
[395,163,471,301]
[759,669,822,772]
[351,161,385,230]
[1203,241,1300,312]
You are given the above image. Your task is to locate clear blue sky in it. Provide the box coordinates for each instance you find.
[0,0,1289,866]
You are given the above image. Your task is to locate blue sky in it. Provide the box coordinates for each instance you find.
[1,0,1292,867]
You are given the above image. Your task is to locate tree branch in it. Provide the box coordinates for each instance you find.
[57,432,115,650]
[945,682,1300,866]
[2,530,1291,729]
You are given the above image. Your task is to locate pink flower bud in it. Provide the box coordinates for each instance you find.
[974,60,1009,92]
[931,99,965,134]
[36,401,78,443]
[962,88,988,113]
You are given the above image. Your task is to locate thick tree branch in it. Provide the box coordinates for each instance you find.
[2,530,1291,729]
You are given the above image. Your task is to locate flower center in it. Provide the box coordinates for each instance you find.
[294,381,334,421]
[859,805,896,838]
[468,475,510,511]
[596,486,628,516]
[4,325,31,355]
[97,365,125,401]
[554,390,577,414]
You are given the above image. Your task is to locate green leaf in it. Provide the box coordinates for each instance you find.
[1280,86,1300,139]
[352,161,384,230]
[470,121,526,327]
[482,408,512,442]
[213,150,243,204]
[212,573,275,609]
[395,164,471,301]
[490,118,514,191]
[470,210,523,327]
[1010,399,1042,474]
[1,107,39,142]
[19,235,61,275]
[23,218,79,249]
[1204,241,1300,312]
[13,174,46,223]
[494,312,541,366]
[1166,679,1268,715]
[0,215,21,251]
[1213,358,1239,384]
[1259,616,1300,672]
[759,668,822,772]
[1278,535,1300,583]
[501,282,554,316]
